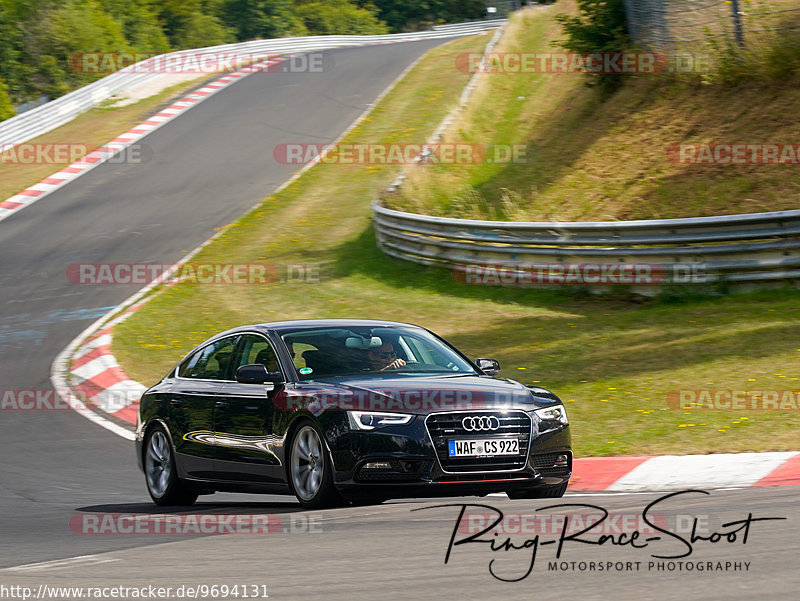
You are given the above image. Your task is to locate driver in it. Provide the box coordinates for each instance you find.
[367,341,406,371]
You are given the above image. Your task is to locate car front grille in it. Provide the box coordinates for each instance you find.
[425,411,531,473]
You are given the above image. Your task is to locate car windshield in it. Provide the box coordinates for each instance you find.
[280,325,477,380]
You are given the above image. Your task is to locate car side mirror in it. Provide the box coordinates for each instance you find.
[476,358,500,376]
[235,364,284,385]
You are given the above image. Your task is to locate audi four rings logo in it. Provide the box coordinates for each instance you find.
[462,415,500,431]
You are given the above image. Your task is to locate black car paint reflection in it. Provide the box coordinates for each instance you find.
[135,319,572,507]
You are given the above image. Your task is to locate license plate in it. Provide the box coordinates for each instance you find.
[448,438,519,457]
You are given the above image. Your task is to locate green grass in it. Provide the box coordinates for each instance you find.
[112,31,800,457]
[385,2,800,221]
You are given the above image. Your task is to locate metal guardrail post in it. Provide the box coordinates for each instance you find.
[730,0,746,48]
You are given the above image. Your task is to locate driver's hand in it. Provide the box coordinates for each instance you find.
[381,358,406,370]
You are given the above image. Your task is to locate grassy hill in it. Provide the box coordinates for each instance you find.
[385,2,800,221]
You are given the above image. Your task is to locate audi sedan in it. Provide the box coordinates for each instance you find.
[135,319,572,507]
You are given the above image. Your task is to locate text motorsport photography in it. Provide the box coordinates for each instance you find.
[415,490,785,582]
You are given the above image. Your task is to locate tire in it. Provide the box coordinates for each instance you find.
[506,482,568,500]
[288,422,343,509]
[143,424,198,506]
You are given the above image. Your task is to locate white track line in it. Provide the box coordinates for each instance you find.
[7,554,121,572]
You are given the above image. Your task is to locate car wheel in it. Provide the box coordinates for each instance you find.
[289,422,343,509]
[506,482,568,500]
[144,425,198,506]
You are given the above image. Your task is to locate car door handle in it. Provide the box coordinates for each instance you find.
[169,399,183,407]
[215,401,229,410]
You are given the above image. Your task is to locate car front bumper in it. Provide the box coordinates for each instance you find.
[328,413,571,499]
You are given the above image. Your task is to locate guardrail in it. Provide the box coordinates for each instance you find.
[372,203,800,286]
[0,20,505,151]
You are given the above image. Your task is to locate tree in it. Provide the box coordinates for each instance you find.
[368,0,485,33]
[0,0,23,98]
[0,0,483,107]
[24,0,131,96]
[174,12,234,48]
[556,0,628,55]
[556,0,629,88]
[221,0,305,40]
[0,75,15,121]
[98,0,171,52]
[295,1,388,35]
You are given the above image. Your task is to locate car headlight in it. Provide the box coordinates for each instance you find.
[347,411,414,430]
[533,404,569,425]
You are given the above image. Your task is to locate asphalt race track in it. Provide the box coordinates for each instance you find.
[0,37,798,601]
[0,489,798,600]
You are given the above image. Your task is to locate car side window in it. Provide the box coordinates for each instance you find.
[178,336,238,380]
[235,334,280,373]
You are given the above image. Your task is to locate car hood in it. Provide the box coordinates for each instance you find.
[280,374,562,415]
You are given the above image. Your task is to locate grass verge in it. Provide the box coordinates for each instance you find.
[113,32,800,457]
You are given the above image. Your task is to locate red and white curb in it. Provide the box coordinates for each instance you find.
[68,326,144,427]
[570,452,800,491]
[51,297,153,442]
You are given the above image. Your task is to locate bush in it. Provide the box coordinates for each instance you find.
[0,76,14,121]
[555,0,629,89]
[295,1,388,36]
[220,0,305,40]
[173,12,233,48]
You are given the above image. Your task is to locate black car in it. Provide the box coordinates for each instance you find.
[135,319,572,507]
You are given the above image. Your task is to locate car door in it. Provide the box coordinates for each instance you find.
[169,335,239,479]
[213,332,284,483]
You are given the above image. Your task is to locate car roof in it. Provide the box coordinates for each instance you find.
[255,318,425,332]
[208,319,427,339]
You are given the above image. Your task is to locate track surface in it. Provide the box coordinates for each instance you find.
[0,37,797,600]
